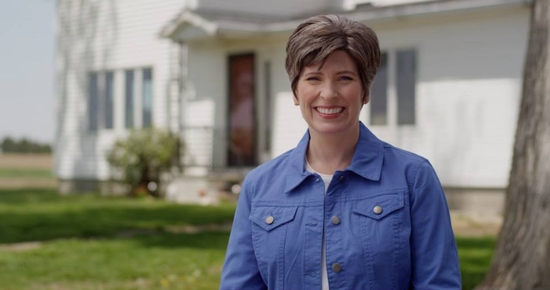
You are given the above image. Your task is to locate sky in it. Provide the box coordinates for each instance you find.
[0,0,56,144]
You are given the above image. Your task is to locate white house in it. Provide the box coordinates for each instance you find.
[55,0,530,213]
[55,0,190,192]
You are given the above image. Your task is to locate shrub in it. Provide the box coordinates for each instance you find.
[106,128,182,196]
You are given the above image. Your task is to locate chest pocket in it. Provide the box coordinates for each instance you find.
[352,193,404,220]
[249,206,298,231]
[351,193,406,285]
[249,206,298,277]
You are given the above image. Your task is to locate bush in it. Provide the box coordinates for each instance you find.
[106,128,182,196]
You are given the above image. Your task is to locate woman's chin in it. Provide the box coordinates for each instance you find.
[308,122,356,136]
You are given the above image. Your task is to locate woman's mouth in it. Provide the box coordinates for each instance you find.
[316,107,344,115]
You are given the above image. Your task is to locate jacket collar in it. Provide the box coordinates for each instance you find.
[284,122,384,194]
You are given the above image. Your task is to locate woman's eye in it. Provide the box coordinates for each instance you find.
[339,76,353,81]
[306,77,320,81]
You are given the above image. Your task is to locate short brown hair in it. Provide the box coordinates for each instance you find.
[285,14,380,98]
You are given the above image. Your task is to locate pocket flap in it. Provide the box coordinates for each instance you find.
[249,206,298,232]
[353,194,404,220]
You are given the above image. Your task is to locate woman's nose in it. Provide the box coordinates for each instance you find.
[320,81,338,99]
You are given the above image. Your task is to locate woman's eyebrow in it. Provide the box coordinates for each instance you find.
[303,71,322,76]
[336,70,358,75]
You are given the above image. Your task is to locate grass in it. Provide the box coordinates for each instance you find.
[0,168,54,179]
[1,233,229,290]
[457,236,496,290]
[0,158,56,188]
[0,188,496,290]
[0,188,235,290]
[0,188,236,244]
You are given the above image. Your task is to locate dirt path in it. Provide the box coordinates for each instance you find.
[451,212,502,237]
[0,153,53,169]
[0,153,56,189]
[0,178,57,188]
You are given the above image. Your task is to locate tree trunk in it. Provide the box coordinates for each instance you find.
[476,0,550,289]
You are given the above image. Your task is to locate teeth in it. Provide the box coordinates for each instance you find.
[317,107,343,114]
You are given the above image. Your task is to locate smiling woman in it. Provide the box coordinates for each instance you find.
[294,51,365,169]
[220,14,461,290]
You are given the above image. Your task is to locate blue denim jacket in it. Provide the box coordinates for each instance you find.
[220,123,461,290]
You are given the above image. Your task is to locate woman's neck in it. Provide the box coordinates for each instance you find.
[306,126,359,175]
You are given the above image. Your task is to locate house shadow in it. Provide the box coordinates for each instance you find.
[127,231,230,250]
[0,191,234,251]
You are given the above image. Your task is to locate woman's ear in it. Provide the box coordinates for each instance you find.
[293,92,299,106]
[363,92,370,105]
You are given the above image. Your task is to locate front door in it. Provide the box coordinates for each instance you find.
[227,54,257,167]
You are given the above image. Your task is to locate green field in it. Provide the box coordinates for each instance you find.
[0,188,235,290]
[0,154,56,189]
[0,188,495,290]
[0,168,54,179]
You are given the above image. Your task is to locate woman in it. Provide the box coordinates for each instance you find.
[220,14,461,290]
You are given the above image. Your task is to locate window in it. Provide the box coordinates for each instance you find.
[370,53,388,125]
[105,71,114,129]
[369,49,417,126]
[125,70,134,128]
[397,49,416,125]
[87,67,153,132]
[264,61,272,153]
[88,71,115,131]
[88,73,99,131]
[142,68,153,128]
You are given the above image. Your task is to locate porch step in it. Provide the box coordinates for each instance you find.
[165,176,220,205]
[164,169,250,204]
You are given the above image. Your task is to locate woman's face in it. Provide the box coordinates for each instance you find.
[295,50,367,137]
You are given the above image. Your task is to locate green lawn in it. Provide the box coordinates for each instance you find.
[0,188,495,289]
[0,168,54,179]
[0,188,235,290]
[457,236,496,290]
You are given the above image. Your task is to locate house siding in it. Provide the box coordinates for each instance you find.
[184,36,301,171]
[56,0,530,198]
[364,6,529,188]
[182,4,529,190]
[55,0,185,182]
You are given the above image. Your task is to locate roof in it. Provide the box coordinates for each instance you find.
[159,0,530,41]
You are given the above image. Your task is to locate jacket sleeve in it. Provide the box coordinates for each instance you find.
[219,178,267,290]
[409,161,461,289]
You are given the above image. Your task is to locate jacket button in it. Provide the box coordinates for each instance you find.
[331,215,340,225]
[339,175,346,182]
[332,263,342,273]
[265,216,274,224]
[373,205,383,214]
